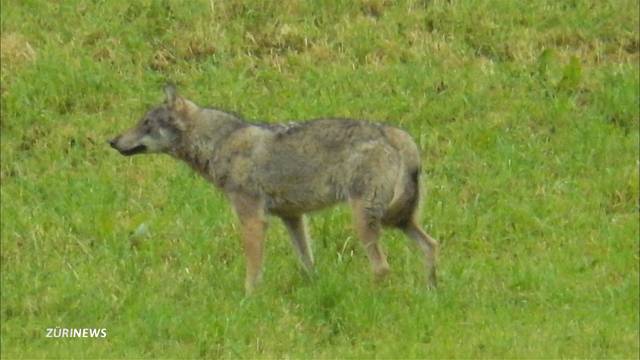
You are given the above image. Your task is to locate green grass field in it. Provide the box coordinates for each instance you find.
[1,0,638,358]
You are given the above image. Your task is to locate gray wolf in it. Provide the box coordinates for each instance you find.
[109,85,438,294]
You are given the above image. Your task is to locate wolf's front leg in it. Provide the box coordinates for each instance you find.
[230,193,267,295]
[241,217,266,294]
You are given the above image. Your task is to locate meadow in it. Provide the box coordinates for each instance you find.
[1,0,638,358]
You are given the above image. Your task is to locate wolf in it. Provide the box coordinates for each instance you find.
[109,85,439,294]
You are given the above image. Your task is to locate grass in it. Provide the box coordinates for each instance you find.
[1,0,638,358]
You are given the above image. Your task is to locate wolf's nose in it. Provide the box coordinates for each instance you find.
[108,138,118,148]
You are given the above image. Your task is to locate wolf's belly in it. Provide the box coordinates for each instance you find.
[262,179,348,216]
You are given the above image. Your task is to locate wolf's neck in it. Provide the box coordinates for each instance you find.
[170,111,246,184]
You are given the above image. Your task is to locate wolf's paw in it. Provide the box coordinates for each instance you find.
[300,267,318,282]
[373,266,391,284]
[426,272,438,290]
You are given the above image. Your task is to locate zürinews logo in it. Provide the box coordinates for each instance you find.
[46,328,107,338]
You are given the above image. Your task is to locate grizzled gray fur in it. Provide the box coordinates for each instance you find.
[109,85,438,294]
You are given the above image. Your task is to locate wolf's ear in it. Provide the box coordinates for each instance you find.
[164,83,197,115]
[164,83,178,107]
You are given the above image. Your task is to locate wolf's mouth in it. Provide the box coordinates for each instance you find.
[119,144,147,156]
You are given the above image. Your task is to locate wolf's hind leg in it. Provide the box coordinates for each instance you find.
[280,215,315,273]
[402,220,438,288]
[231,193,267,295]
[350,199,390,281]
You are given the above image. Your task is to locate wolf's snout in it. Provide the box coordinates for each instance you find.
[108,135,147,156]
[108,137,119,149]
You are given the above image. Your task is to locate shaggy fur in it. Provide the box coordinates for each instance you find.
[109,85,438,294]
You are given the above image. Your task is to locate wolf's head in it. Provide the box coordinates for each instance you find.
[109,85,197,156]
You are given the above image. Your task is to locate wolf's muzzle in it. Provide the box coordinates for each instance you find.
[108,138,147,156]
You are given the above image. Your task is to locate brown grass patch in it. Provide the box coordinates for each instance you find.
[0,33,37,72]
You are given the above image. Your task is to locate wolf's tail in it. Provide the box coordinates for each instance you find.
[401,166,422,226]
[382,126,423,227]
